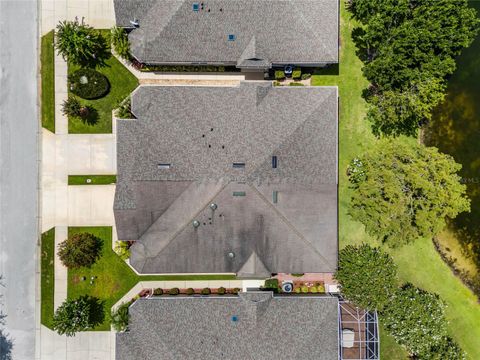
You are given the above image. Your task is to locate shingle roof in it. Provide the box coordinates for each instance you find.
[116,293,339,360]
[114,0,339,67]
[114,82,338,275]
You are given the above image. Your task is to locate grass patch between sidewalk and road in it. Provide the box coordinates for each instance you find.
[41,30,55,133]
[67,226,236,330]
[68,175,117,185]
[41,228,55,329]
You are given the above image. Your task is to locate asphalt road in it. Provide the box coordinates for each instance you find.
[0,1,38,359]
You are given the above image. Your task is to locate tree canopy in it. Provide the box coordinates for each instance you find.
[55,20,107,66]
[53,296,93,336]
[335,244,397,311]
[348,140,470,245]
[57,232,101,268]
[382,284,448,357]
[348,0,479,136]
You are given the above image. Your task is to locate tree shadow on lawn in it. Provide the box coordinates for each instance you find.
[81,106,99,126]
[424,21,480,269]
[87,296,106,327]
[0,329,13,360]
[78,34,111,69]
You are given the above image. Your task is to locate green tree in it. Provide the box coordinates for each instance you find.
[348,140,470,245]
[55,20,106,66]
[53,296,93,336]
[111,302,130,332]
[367,77,446,137]
[57,232,101,268]
[335,244,397,311]
[382,284,448,357]
[110,26,131,60]
[421,336,466,360]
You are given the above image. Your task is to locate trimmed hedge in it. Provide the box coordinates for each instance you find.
[289,82,304,86]
[217,287,226,295]
[69,68,110,100]
[186,288,195,295]
[168,288,180,295]
[274,70,285,80]
[292,68,302,79]
[153,288,163,296]
[201,288,211,295]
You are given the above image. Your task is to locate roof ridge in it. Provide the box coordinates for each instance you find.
[247,183,335,270]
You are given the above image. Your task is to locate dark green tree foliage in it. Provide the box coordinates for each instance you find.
[57,232,101,268]
[382,284,447,357]
[53,296,93,336]
[110,26,131,60]
[335,244,397,311]
[55,20,107,66]
[348,0,479,136]
[421,336,466,360]
[348,140,470,245]
[61,96,82,117]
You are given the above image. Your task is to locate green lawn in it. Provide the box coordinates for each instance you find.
[67,227,236,330]
[41,30,55,133]
[313,3,480,359]
[68,175,117,185]
[41,228,55,329]
[68,50,138,134]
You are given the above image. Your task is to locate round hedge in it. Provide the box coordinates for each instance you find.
[69,68,110,99]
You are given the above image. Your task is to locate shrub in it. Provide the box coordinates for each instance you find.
[273,81,281,86]
[289,82,304,86]
[231,287,241,295]
[115,97,133,119]
[153,288,163,296]
[217,287,226,295]
[186,288,195,295]
[301,286,308,293]
[274,70,285,80]
[111,302,130,332]
[264,279,279,289]
[110,26,130,60]
[317,284,325,293]
[301,73,311,80]
[422,336,466,360]
[201,288,211,295]
[168,288,180,296]
[61,96,82,117]
[335,244,397,311]
[382,284,448,356]
[310,286,318,293]
[57,232,101,268]
[69,68,110,100]
[55,20,108,66]
[114,241,130,260]
[292,68,302,79]
[53,296,103,336]
[291,273,304,277]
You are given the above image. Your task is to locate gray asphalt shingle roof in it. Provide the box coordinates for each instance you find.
[114,82,338,275]
[116,293,339,360]
[114,0,339,67]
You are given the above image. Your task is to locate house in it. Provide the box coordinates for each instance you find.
[113,0,339,69]
[114,82,338,276]
[116,292,340,360]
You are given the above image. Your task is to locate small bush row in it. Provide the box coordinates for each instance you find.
[151,287,240,296]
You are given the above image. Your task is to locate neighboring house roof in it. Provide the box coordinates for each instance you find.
[114,82,338,275]
[113,0,339,67]
[116,292,339,360]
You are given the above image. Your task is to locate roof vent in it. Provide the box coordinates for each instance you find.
[210,203,218,211]
[129,19,139,27]
[193,220,200,228]
[233,162,245,169]
[228,34,236,41]
[231,315,238,322]
[228,252,235,258]
[158,163,171,169]
[192,3,199,11]
[233,191,246,197]
[272,156,277,169]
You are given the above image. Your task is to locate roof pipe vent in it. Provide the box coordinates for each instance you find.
[210,203,218,211]
[129,19,139,27]
[192,220,200,228]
